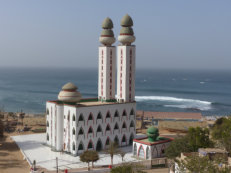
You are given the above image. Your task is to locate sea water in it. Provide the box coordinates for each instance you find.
[0,68,230,116]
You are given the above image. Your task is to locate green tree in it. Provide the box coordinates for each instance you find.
[165,127,213,159]
[110,163,145,173]
[80,150,99,171]
[105,141,119,166]
[176,154,230,173]
[212,117,231,153]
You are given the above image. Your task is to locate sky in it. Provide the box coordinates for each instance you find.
[0,0,231,70]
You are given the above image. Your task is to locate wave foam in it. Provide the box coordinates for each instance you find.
[135,96,212,111]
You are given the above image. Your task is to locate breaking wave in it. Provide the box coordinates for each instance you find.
[135,96,212,111]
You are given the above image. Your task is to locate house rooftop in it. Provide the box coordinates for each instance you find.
[133,136,173,146]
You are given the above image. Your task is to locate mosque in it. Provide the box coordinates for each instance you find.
[46,14,137,156]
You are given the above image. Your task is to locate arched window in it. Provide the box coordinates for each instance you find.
[78,128,84,135]
[78,114,84,122]
[130,109,134,115]
[46,121,49,127]
[129,133,134,145]
[67,111,70,121]
[97,125,102,133]
[130,121,135,128]
[105,124,111,134]
[72,114,76,121]
[88,127,93,134]
[73,142,75,151]
[46,108,49,115]
[47,133,49,141]
[78,142,84,151]
[138,145,145,158]
[97,112,102,120]
[73,128,75,135]
[106,111,111,118]
[96,139,102,151]
[114,123,119,130]
[88,140,93,149]
[114,110,119,118]
[133,143,137,156]
[122,122,127,129]
[146,147,150,159]
[122,110,127,116]
[88,113,93,121]
[105,137,110,146]
[114,136,119,145]
[122,135,126,143]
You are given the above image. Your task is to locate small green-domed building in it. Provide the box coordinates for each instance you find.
[133,126,173,160]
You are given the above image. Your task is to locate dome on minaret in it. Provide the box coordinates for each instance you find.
[118,14,136,45]
[102,17,113,29]
[120,14,133,27]
[58,82,81,103]
[99,17,115,46]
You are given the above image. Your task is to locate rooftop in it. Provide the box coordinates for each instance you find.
[48,98,135,107]
[133,136,173,146]
[137,111,202,120]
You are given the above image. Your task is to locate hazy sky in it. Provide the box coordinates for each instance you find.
[0,0,231,70]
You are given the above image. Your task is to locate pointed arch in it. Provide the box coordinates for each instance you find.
[78,141,84,152]
[105,124,111,135]
[130,120,135,128]
[87,140,94,150]
[105,136,110,146]
[152,145,158,158]
[161,144,166,156]
[97,125,102,133]
[78,127,84,135]
[87,126,94,138]
[96,112,103,124]
[138,144,145,159]
[46,108,49,115]
[72,114,76,121]
[114,135,119,145]
[105,111,111,122]
[96,138,103,151]
[121,134,127,145]
[122,110,127,116]
[122,122,127,129]
[87,113,94,125]
[46,121,49,127]
[129,133,134,145]
[72,128,75,135]
[114,123,119,133]
[78,113,84,123]
[130,108,135,115]
[133,143,137,156]
[114,110,119,119]
[146,147,150,159]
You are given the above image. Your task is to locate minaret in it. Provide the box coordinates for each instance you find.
[98,18,116,101]
[117,14,136,103]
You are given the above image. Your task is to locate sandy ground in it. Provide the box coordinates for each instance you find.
[0,135,30,173]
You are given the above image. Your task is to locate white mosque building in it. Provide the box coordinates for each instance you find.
[46,14,137,156]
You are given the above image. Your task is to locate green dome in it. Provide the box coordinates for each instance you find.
[101,29,114,36]
[147,126,159,134]
[120,27,134,35]
[147,126,159,142]
[102,17,113,29]
[120,14,133,27]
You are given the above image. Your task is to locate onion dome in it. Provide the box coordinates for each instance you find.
[121,14,133,27]
[102,17,113,29]
[147,126,159,142]
[99,17,115,46]
[58,82,81,103]
[118,14,135,45]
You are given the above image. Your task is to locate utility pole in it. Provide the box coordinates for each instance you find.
[56,157,58,173]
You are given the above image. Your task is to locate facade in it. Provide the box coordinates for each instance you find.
[133,127,172,160]
[46,14,137,156]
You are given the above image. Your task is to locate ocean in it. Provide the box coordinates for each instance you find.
[0,68,231,116]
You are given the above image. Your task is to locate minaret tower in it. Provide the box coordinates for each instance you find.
[98,18,116,101]
[117,14,136,102]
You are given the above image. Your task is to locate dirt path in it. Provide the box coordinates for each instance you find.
[0,135,30,173]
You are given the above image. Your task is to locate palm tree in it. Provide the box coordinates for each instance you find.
[105,141,119,166]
